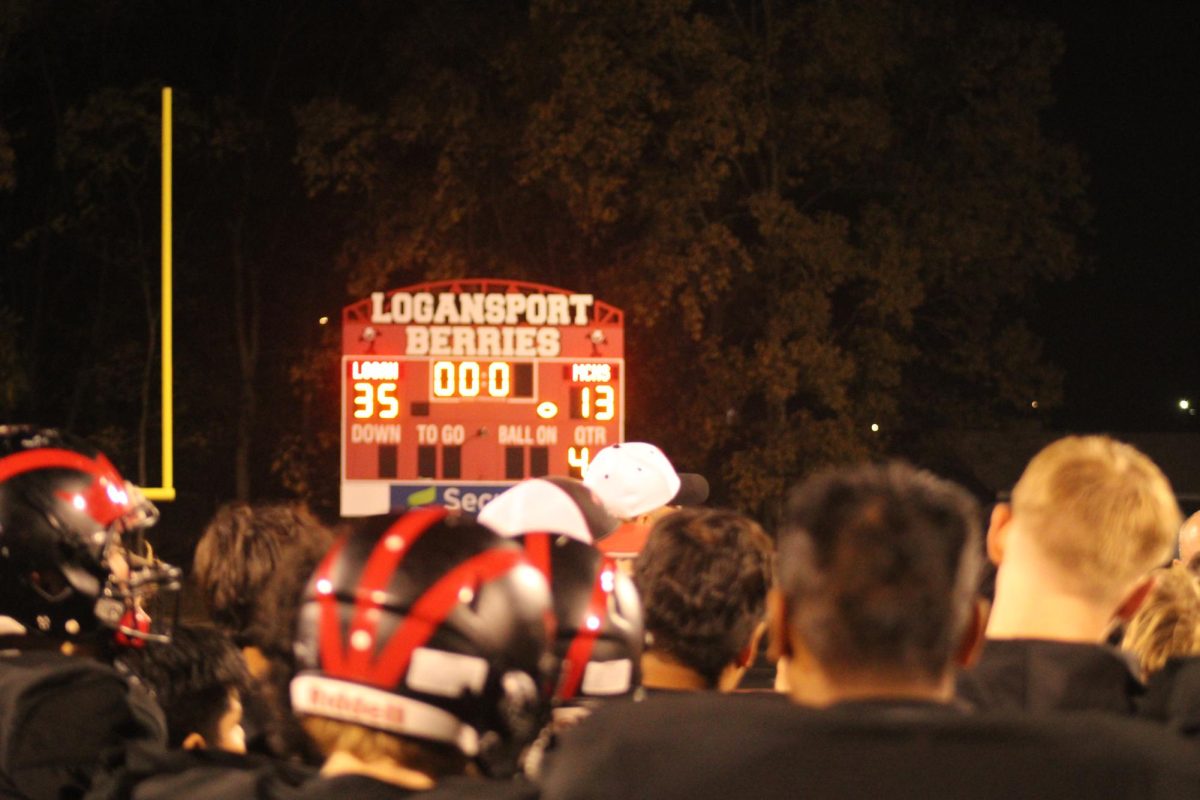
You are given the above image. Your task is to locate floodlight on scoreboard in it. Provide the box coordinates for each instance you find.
[340,279,625,516]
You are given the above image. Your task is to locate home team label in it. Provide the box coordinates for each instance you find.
[340,279,625,516]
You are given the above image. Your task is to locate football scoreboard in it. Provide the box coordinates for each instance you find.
[340,279,625,516]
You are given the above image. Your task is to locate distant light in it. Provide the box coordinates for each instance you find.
[870,423,880,433]
[1180,399,1191,411]
[1031,400,1039,409]
[318,316,329,326]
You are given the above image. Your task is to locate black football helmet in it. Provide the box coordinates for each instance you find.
[0,425,181,643]
[477,477,643,703]
[520,534,643,702]
[290,506,555,774]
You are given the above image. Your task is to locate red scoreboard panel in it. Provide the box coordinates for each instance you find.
[340,279,624,516]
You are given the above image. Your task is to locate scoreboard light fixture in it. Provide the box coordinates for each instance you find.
[340,280,625,516]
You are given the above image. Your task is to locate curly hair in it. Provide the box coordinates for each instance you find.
[118,623,250,749]
[1122,562,1200,679]
[192,500,333,655]
[634,509,774,687]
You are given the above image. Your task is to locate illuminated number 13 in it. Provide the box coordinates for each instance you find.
[353,382,400,419]
[581,385,615,421]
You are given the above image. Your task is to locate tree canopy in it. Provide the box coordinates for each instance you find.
[295,0,1086,517]
[1,0,1086,520]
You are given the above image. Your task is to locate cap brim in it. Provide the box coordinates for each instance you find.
[670,473,709,506]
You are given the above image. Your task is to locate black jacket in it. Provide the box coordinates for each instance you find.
[1138,656,1200,736]
[293,774,538,800]
[956,638,1142,714]
[541,691,1200,800]
[84,740,534,800]
[84,743,311,800]
[0,649,164,800]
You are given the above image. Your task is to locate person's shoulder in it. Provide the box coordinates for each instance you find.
[0,648,122,684]
[428,776,539,800]
[1139,655,1200,735]
[0,648,140,741]
[0,651,164,800]
[565,691,794,739]
[294,774,536,800]
[542,693,811,800]
[957,638,1139,714]
[543,697,1200,800]
[86,742,314,800]
[0,649,132,717]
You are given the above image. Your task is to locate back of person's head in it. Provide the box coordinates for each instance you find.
[119,623,249,751]
[291,506,554,780]
[1121,562,1200,679]
[634,508,773,688]
[1009,436,1180,601]
[193,500,333,652]
[778,462,982,685]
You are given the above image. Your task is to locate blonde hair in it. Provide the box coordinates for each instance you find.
[300,716,466,777]
[1122,563,1200,679]
[1010,436,1180,600]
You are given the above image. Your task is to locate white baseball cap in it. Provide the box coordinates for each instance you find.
[583,442,681,519]
[476,477,616,544]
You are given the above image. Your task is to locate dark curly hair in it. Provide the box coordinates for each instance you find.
[778,462,982,681]
[634,509,774,687]
[118,624,250,749]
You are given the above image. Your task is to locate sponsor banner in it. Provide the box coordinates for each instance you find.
[389,483,515,514]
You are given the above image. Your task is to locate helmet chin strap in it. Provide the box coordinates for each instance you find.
[27,570,75,604]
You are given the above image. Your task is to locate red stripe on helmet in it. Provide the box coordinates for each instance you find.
[0,449,129,525]
[367,548,524,689]
[314,536,351,676]
[343,506,448,676]
[558,556,617,700]
[0,448,106,484]
[522,533,553,582]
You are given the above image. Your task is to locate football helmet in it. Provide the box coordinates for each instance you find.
[0,425,180,643]
[290,506,555,773]
[477,477,643,702]
[522,534,643,702]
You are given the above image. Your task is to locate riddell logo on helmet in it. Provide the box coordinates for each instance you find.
[306,684,406,727]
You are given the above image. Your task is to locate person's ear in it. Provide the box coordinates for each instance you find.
[181,732,208,751]
[1114,576,1156,623]
[738,622,767,668]
[240,645,270,681]
[766,589,792,661]
[954,597,990,669]
[986,504,1012,566]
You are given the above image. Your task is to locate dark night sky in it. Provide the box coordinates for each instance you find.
[1034,4,1199,431]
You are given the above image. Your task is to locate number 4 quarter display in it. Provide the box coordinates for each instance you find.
[340,279,625,516]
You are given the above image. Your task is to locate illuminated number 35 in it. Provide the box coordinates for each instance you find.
[353,382,400,419]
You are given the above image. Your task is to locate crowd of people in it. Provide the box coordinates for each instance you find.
[3,423,1200,799]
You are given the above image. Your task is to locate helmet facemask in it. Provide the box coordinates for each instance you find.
[91,483,182,646]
